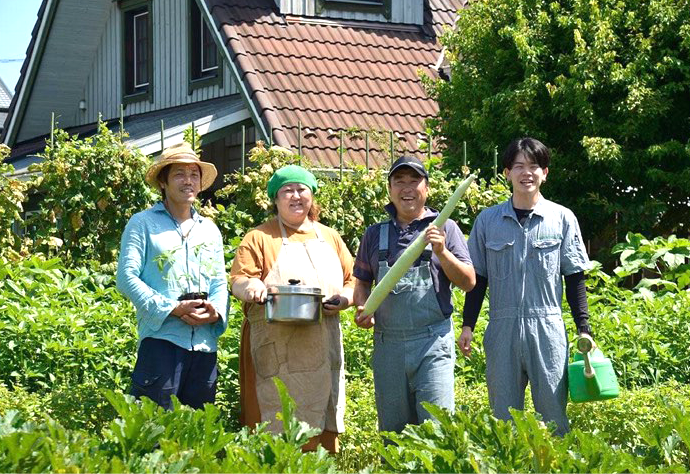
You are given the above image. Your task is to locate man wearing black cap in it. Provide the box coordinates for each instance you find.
[353,156,475,435]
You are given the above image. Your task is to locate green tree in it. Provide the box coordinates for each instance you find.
[28,120,156,264]
[429,0,690,249]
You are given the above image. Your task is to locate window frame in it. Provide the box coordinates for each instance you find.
[188,0,223,94]
[121,0,154,105]
[317,0,391,18]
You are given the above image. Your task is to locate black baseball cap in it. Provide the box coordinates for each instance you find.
[388,156,429,180]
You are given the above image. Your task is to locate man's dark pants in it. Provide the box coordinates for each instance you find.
[130,337,217,410]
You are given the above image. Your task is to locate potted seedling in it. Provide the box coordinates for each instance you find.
[154,242,217,306]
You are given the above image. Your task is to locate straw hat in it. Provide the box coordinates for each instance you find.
[145,142,217,191]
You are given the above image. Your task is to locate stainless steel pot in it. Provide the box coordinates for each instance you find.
[265,279,323,324]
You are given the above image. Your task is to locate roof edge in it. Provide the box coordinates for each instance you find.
[1,0,56,147]
[198,0,285,147]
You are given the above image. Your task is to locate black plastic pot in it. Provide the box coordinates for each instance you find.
[177,292,208,308]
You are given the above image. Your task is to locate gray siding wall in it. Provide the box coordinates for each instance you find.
[78,0,237,125]
[276,0,424,24]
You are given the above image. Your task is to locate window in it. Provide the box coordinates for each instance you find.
[189,0,222,91]
[318,0,390,18]
[121,0,153,103]
[326,0,384,4]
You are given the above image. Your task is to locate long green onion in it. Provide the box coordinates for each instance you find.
[362,174,476,315]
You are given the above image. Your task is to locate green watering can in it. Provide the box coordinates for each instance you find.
[568,334,620,403]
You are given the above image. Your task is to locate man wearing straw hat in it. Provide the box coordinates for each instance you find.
[117,142,228,410]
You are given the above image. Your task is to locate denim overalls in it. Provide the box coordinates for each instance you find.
[372,222,455,434]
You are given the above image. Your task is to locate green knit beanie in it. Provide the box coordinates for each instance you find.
[267,165,318,200]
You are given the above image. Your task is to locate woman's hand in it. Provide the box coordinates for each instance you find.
[323,295,348,316]
[244,278,267,303]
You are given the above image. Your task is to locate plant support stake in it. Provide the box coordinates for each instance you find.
[362,174,476,316]
[493,146,498,177]
[241,125,246,174]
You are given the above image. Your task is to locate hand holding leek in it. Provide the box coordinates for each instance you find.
[360,174,476,317]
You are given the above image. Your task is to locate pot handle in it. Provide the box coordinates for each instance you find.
[323,296,341,307]
[257,294,271,306]
[288,279,301,285]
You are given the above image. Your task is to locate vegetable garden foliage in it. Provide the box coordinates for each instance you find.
[1,379,690,473]
[378,400,690,473]
[2,239,690,472]
[0,385,336,473]
[428,0,690,248]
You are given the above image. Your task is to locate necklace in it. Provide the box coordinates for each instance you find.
[164,199,196,241]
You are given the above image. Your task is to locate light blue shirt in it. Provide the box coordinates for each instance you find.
[116,202,228,352]
[468,197,590,320]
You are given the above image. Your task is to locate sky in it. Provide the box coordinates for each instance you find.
[0,0,44,94]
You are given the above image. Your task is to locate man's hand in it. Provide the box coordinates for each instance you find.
[457,326,473,357]
[424,224,446,256]
[172,300,220,326]
[354,306,375,329]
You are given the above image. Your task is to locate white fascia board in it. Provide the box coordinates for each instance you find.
[4,0,56,146]
[128,107,250,156]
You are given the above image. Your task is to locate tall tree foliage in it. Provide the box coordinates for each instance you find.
[428,0,690,247]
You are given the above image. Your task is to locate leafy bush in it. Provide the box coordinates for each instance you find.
[612,232,690,292]
[0,144,28,259]
[429,0,690,243]
[27,121,156,264]
[588,289,690,387]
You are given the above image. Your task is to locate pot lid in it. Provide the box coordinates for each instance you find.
[268,284,323,295]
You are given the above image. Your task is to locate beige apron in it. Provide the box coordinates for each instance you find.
[246,218,346,434]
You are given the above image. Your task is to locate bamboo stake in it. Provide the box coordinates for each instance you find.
[241,125,246,175]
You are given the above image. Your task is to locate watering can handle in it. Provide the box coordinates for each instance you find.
[577,334,596,378]
[577,333,595,353]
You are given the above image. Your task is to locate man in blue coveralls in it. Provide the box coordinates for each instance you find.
[459,137,592,435]
[353,156,475,435]
[117,142,228,410]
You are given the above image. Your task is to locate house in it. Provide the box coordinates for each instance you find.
[0,76,12,139]
[1,0,463,190]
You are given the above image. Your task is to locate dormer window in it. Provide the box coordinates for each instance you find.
[189,0,222,92]
[121,0,153,103]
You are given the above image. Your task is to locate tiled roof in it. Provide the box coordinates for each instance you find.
[205,0,464,168]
